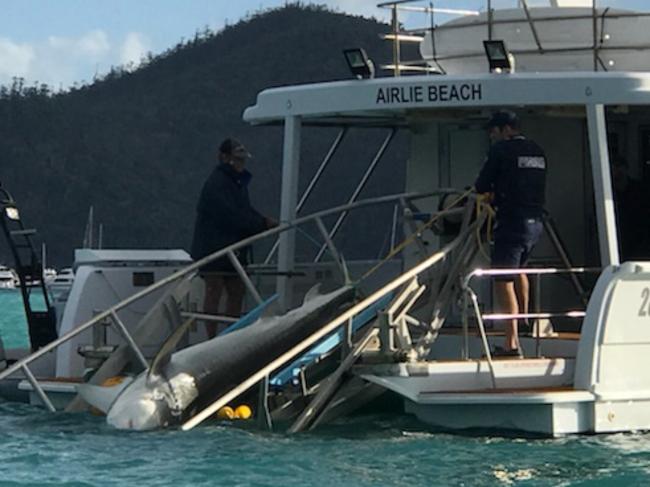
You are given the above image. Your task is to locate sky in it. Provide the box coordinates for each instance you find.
[0,0,647,90]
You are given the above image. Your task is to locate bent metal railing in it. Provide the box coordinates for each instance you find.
[181,207,488,431]
[461,266,601,388]
[0,188,461,410]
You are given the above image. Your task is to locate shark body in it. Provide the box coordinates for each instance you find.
[79,285,355,430]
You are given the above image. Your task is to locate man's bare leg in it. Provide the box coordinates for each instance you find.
[514,273,530,334]
[514,273,529,316]
[494,280,520,351]
[221,276,246,334]
[203,275,225,339]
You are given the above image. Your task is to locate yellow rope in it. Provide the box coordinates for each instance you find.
[475,193,495,262]
[359,188,474,283]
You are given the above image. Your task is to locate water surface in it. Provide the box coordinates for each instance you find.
[2,291,650,486]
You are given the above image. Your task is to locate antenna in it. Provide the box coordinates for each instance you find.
[82,206,94,248]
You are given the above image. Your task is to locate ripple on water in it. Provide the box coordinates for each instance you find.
[1,404,650,486]
[0,290,33,349]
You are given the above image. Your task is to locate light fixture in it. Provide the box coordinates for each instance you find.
[5,206,19,221]
[343,48,375,79]
[483,40,513,73]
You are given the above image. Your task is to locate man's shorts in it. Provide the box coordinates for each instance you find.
[492,217,543,280]
[197,247,250,276]
[199,256,237,275]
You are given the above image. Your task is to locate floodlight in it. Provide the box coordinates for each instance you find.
[5,206,19,221]
[343,48,375,79]
[483,40,513,73]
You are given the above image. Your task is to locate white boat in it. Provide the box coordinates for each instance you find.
[46,267,72,296]
[0,266,18,290]
[43,268,57,285]
[238,0,650,436]
[2,0,650,437]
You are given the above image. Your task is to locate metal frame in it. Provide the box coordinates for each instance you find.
[264,128,348,264]
[181,212,478,431]
[374,200,488,360]
[277,116,302,311]
[314,129,396,262]
[462,265,602,386]
[587,104,620,266]
[377,0,650,74]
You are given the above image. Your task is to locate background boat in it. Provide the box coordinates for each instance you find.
[0,266,18,290]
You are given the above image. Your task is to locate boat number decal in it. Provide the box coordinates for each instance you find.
[375,83,482,105]
[639,288,650,317]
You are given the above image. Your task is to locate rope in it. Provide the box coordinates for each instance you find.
[358,188,475,283]
[295,225,324,251]
[475,193,495,262]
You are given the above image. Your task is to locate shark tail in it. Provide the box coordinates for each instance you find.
[77,376,134,415]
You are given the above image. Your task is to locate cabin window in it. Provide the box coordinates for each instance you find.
[132,272,154,287]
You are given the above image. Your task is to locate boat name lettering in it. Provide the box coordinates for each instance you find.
[375,83,482,105]
[640,287,650,317]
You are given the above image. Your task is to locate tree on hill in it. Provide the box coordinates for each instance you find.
[0,4,411,267]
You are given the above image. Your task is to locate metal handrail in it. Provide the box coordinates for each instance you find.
[461,265,603,371]
[462,266,602,322]
[377,0,478,16]
[482,311,586,320]
[432,9,650,32]
[0,189,455,383]
[465,266,601,283]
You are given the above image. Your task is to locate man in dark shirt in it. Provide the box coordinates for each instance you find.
[191,138,276,338]
[475,111,546,357]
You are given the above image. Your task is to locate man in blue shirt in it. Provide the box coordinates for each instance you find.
[475,111,546,357]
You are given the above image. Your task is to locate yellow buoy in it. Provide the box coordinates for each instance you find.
[234,404,252,420]
[216,406,235,420]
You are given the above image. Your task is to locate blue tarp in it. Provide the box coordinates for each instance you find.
[217,290,392,387]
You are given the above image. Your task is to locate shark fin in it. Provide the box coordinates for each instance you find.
[148,316,196,384]
[303,283,322,304]
[77,376,134,414]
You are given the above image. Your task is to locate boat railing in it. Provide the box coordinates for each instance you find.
[0,188,461,410]
[377,0,650,75]
[461,266,602,387]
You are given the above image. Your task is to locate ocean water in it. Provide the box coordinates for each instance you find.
[0,290,31,350]
[2,293,650,486]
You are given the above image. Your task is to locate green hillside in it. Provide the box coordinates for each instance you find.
[0,4,411,267]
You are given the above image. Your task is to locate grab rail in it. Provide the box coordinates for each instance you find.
[461,266,602,385]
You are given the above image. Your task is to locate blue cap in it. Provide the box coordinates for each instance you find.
[486,110,519,129]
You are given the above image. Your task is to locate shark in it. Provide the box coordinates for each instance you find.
[78,285,355,431]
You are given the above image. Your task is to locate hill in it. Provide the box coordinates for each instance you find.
[0,4,411,267]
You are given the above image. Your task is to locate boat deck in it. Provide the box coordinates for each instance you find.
[418,386,594,405]
[438,328,581,340]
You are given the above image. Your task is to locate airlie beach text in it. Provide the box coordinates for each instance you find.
[375,83,482,105]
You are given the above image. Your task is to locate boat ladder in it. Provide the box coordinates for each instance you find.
[0,187,57,350]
